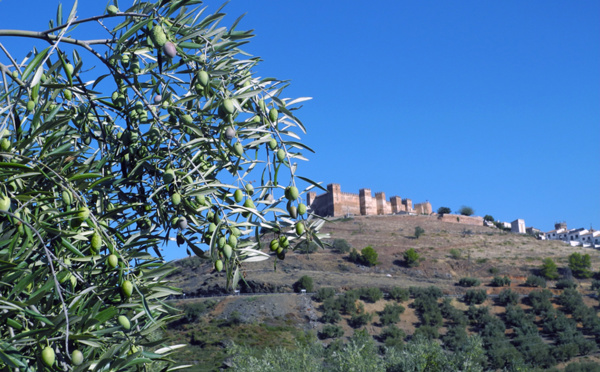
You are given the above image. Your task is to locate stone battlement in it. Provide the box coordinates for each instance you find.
[307,184,432,218]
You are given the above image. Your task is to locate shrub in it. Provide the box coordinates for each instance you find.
[540,258,560,280]
[449,248,462,259]
[379,303,405,326]
[497,289,519,306]
[349,311,373,328]
[437,206,451,215]
[565,362,600,372]
[297,240,319,254]
[293,275,314,293]
[464,289,487,305]
[379,325,405,348]
[331,239,352,253]
[556,278,577,289]
[320,308,342,324]
[403,248,420,267]
[490,276,511,287]
[525,275,547,288]
[413,325,439,340]
[526,290,553,315]
[569,252,592,278]
[591,279,600,291]
[182,300,217,322]
[388,287,409,302]
[409,286,443,299]
[349,248,360,263]
[458,277,481,287]
[414,226,425,239]
[313,287,336,302]
[458,206,475,216]
[360,246,379,267]
[483,215,494,222]
[442,325,468,351]
[336,291,360,315]
[319,324,344,339]
[358,287,383,303]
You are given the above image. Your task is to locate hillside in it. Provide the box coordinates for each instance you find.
[167,214,597,296]
[163,214,600,371]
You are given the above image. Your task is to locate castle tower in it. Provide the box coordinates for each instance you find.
[375,192,386,215]
[402,198,413,213]
[390,196,403,213]
[306,191,317,208]
[555,222,567,231]
[359,188,375,215]
[327,183,342,216]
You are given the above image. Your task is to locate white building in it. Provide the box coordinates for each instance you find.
[545,222,599,248]
[511,219,526,234]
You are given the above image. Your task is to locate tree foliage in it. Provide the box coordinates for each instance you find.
[568,252,592,278]
[458,206,475,216]
[0,1,322,369]
[436,206,451,215]
[403,248,420,267]
[540,257,560,280]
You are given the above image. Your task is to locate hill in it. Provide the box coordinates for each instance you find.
[164,214,600,371]
[168,214,596,296]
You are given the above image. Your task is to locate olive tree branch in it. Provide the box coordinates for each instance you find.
[43,12,151,35]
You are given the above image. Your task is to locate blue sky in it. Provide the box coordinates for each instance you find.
[1,1,598,261]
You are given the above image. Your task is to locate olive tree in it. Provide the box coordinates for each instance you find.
[0,1,322,370]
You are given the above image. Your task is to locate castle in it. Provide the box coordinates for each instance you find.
[306,183,432,217]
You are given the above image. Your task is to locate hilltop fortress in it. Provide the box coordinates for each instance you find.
[307,183,432,218]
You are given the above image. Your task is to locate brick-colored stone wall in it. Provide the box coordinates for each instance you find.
[308,183,432,218]
[438,214,484,226]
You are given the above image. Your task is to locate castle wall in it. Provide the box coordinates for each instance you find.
[438,214,484,226]
[307,183,432,218]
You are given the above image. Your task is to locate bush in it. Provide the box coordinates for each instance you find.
[409,286,443,299]
[360,246,379,267]
[349,311,373,328]
[336,291,360,315]
[379,325,405,348]
[296,240,319,254]
[464,289,487,305]
[319,324,344,339]
[497,289,519,306]
[490,276,511,287]
[540,258,560,280]
[442,325,468,351]
[569,252,592,278]
[591,279,600,291]
[313,287,336,302]
[358,287,383,303]
[458,277,481,287]
[331,239,352,253]
[565,362,600,372]
[414,226,425,239]
[320,308,342,324]
[293,275,314,293]
[525,275,547,288]
[556,278,577,289]
[182,300,217,322]
[526,290,553,315]
[449,248,462,259]
[413,325,439,340]
[437,206,451,215]
[458,206,475,216]
[349,248,360,263]
[403,248,420,267]
[388,287,409,302]
[379,303,405,326]
[483,215,494,222]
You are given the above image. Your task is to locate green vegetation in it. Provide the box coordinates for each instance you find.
[403,248,421,267]
[0,1,323,369]
[483,215,494,222]
[358,287,383,303]
[540,258,560,280]
[361,246,379,267]
[388,287,410,302]
[568,252,592,278]
[293,275,314,293]
[464,289,488,305]
[313,287,336,302]
[437,206,451,215]
[349,246,379,266]
[525,275,547,288]
[459,205,475,216]
[378,303,405,326]
[414,226,425,239]
[449,248,462,259]
[489,276,511,287]
[319,325,344,339]
[458,277,481,287]
[331,239,352,253]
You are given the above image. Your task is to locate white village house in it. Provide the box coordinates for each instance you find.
[545,222,599,248]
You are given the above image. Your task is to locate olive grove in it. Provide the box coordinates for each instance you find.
[0,0,323,369]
